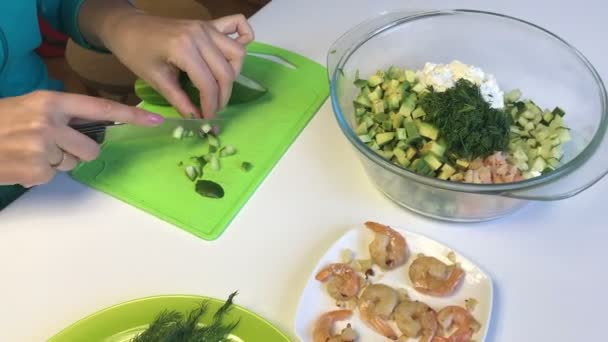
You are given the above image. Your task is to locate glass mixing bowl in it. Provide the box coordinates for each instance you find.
[328,9,608,221]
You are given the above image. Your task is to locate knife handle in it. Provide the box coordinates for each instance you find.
[69,121,116,144]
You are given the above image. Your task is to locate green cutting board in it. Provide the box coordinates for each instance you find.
[71,42,329,240]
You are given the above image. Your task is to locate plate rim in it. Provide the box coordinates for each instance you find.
[293,224,495,341]
[48,293,291,341]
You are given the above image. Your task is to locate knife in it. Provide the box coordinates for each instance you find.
[71,117,224,143]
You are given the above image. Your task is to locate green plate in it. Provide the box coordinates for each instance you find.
[48,295,291,342]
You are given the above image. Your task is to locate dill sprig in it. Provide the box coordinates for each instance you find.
[419,79,511,159]
[132,291,240,342]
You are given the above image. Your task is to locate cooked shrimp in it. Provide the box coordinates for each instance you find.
[358,284,399,340]
[365,221,408,270]
[408,255,464,297]
[394,300,438,342]
[316,263,360,300]
[434,306,476,342]
[313,310,356,342]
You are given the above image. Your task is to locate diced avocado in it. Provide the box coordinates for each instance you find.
[456,159,470,169]
[504,89,522,103]
[396,128,407,141]
[405,146,417,160]
[418,122,439,141]
[375,132,395,146]
[372,99,385,114]
[438,163,456,180]
[368,74,383,87]
[423,153,443,171]
[405,70,416,83]
[358,134,372,143]
[412,107,427,119]
[355,94,371,108]
[530,156,547,173]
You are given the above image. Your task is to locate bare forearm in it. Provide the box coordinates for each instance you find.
[78,0,141,49]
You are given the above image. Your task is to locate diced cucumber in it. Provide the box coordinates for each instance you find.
[355,94,372,108]
[172,126,185,139]
[358,134,372,143]
[411,83,426,93]
[417,122,439,141]
[375,132,395,146]
[422,141,446,157]
[378,150,394,160]
[368,74,383,87]
[551,146,564,159]
[423,154,443,171]
[412,107,427,119]
[404,121,421,142]
[450,172,465,182]
[403,147,416,160]
[547,158,560,169]
[530,156,547,174]
[504,89,522,103]
[396,128,407,141]
[368,86,383,102]
[542,111,554,124]
[438,164,456,180]
[387,93,402,110]
[355,107,367,116]
[388,66,404,80]
[557,128,571,143]
[394,148,410,167]
[355,121,369,135]
[392,113,404,129]
[526,138,537,147]
[522,110,536,120]
[552,107,565,117]
[405,70,416,83]
[372,99,385,114]
[456,159,470,169]
[398,93,417,117]
[517,116,529,128]
[396,140,408,149]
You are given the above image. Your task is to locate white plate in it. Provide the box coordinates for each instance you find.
[294,224,493,341]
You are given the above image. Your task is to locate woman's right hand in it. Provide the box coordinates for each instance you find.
[0,91,164,187]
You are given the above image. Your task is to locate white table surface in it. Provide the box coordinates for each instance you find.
[1,0,607,341]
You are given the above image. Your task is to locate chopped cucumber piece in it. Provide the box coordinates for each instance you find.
[423,153,443,171]
[356,121,369,135]
[530,156,547,173]
[417,122,439,141]
[557,128,571,143]
[372,99,385,114]
[210,154,220,171]
[172,126,185,139]
[368,74,383,87]
[354,78,368,88]
[392,113,404,129]
[355,94,372,108]
[504,89,522,103]
[185,165,199,181]
[438,163,456,180]
[542,111,554,124]
[375,132,395,146]
[412,107,426,119]
[200,123,211,134]
[358,134,372,143]
[378,150,394,160]
[241,161,253,172]
[422,141,446,157]
[394,148,410,167]
[396,128,407,141]
[405,70,416,83]
[404,121,421,143]
[388,66,404,80]
[405,147,417,160]
[552,107,565,117]
[387,93,402,110]
[456,159,470,169]
[411,83,426,93]
[547,158,560,170]
[220,145,237,157]
[355,107,367,116]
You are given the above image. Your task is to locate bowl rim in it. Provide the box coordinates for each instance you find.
[328,9,608,196]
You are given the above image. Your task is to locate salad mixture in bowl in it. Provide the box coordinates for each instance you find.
[352,60,571,185]
[327,9,608,221]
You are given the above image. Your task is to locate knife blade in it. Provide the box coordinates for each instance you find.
[71,117,223,143]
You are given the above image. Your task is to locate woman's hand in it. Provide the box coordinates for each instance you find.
[0,91,164,187]
[82,1,255,119]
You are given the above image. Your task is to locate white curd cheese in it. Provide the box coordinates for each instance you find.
[416,61,504,109]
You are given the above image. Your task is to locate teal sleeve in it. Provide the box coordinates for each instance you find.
[37,0,109,52]
[0,185,28,210]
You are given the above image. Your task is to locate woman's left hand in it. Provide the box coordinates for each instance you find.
[99,12,254,119]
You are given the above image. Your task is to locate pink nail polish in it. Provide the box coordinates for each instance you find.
[146,114,165,124]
